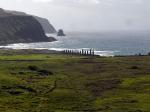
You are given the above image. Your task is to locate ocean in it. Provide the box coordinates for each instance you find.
[0,31,150,56]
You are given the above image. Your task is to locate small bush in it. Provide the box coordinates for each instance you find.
[38,70,53,76]
[17,85,36,93]
[131,66,139,69]
[19,72,25,75]
[8,90,23,95]
[28,66,39,71]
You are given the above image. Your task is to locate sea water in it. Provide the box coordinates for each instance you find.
[0,31,150,56]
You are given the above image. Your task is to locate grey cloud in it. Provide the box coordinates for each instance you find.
[0,0,149,32]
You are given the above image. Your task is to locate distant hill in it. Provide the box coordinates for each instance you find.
[0,8,56,45]
[4,9,57,34]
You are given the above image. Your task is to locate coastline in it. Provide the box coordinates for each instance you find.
[0,37,57,46]
[0,48,149,57]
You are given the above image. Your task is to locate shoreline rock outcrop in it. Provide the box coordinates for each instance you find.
[57,29,66,36]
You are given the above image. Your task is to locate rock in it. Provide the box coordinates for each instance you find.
[57,29,66,36]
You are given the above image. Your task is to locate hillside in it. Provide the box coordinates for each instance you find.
[34,16,57,34]
[0,49,149,112]
[0,9,56,45]
[5,9,57,34]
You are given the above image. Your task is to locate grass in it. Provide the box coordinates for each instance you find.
[0,50,149,112]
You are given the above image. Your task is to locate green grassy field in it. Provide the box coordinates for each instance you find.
[0,51,149,112]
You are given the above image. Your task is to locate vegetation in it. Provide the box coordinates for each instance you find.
[0,50,149,112]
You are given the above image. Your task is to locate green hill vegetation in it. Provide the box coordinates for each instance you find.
[0,50,149,112]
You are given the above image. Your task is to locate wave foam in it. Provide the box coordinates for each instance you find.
[0,43,119,57]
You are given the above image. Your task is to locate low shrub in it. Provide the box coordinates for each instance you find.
[131,66,139,69]
[38,70,53,76]
[28,66,39,71]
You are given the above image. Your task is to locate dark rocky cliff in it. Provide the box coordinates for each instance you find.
[5,9,57,34]
[34,16,57,34]
[0,9,56,45]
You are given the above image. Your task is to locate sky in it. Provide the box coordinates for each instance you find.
[0,0,150,32]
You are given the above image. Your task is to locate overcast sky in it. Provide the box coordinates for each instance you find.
[0,0,150,32]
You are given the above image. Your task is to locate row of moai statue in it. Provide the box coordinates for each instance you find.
[63,49,95,56]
